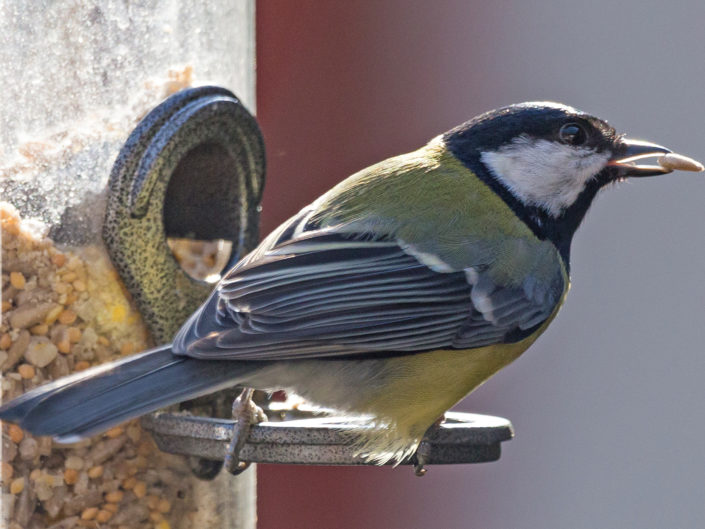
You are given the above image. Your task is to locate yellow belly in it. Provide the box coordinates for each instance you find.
[352,316,555,463]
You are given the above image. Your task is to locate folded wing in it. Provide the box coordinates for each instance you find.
[173,228,563,360]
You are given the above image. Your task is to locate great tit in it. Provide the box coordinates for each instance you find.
[1,102,702,465]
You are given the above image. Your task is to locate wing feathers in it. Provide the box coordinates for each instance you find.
[173,231,563,361]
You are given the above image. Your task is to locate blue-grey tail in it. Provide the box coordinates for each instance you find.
[0,345,249,442]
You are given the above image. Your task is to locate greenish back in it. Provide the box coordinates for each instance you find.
[311,137,567,290]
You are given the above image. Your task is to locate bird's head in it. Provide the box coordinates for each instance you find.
[443,101,702,259]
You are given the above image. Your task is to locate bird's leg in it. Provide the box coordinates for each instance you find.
[224,388,268,475]
[413,413,448,476]
[413,441,430,477]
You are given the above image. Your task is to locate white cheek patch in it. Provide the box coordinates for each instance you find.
[480,137,611,217]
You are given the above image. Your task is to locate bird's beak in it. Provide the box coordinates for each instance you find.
[607,138,704,177]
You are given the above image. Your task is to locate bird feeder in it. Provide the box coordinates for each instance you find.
[0,3,257,528]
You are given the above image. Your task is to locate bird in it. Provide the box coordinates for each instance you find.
[1,101,702,469]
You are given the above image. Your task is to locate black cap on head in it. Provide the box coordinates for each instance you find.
[443,101,618,158]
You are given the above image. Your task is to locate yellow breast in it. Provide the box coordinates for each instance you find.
[353,298,565,464]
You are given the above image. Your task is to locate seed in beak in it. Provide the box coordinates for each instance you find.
[657,153,704,172]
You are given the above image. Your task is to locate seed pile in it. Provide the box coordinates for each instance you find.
[167,238,233,282]
[1,203,198,529]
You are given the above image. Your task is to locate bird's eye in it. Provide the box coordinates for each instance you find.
[558,122,588,146]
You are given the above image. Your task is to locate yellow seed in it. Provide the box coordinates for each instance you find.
[65,292,78,305]
[30,323,49,335]
[72,279,86,292]
[65,455,85,470]
[120,341,134,356]
[45,305,63,325]
[81,507,98,520]
[155,520,171,529]
[64,468,78,485]
[103,502,119,513]
[157,498,172,513]
[97,335,110,346]
[0,204,17,221]
[105,426,123,439]
[105,490,124,503]
[111,304,127,323]
[132,480,146,498]
[0,333,11,349]
[10,477,24,494]
[67,327,82,343]
[96,509,113,523]
[53,282,69,294]
[17,364,35,380]
[66,258,82,271]
[58,309,77,325]
[29,469,41,481]
[137,440,152,456]
[121,476,137,490]
[74,361,90,371]
[87,465,104,479]
[9,271,26,290]
[51,253,67,267]
[61,272,77,282]
[149,512,164,523]
[1,301,11,313]
[8,424,24,444]
[146,495,160,510]
[40,472,58,486]
[126,423,141,444]
[1,462,14,483]
[57,340,71,354]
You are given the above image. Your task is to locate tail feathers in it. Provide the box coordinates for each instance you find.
[0,344,251,442]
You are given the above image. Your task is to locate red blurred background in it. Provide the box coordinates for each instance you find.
[255,3,498,528]
[255,2,705,528]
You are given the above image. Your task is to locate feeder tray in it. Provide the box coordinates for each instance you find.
[142,410,513,467]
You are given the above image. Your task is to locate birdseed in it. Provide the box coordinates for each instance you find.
[2,203,197,528]
[658,152,705,172]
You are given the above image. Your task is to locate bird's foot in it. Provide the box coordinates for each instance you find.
[412,440,431,477]
[412,414,448,476]
[224,388,268,475]
[414,459,427,476]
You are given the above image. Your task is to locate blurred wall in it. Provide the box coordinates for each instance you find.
[256,1,705,528]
